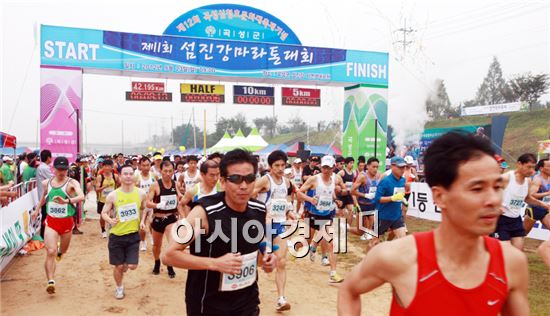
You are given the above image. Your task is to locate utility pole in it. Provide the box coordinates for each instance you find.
[393,19,415,60]
[121,120,124,154]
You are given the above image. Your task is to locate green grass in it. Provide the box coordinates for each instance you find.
[266,129,341,147]
[426,109,550,161]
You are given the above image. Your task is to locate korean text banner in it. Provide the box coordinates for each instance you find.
[41,25,389,87]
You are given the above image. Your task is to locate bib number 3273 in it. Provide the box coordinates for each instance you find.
[220,251,258,292]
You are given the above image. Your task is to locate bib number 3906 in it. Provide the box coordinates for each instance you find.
[220,251,258,291]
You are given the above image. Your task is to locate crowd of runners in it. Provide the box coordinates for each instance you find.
[6,130,545,315]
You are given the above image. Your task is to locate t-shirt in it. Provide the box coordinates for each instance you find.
[373,172,406,221]
[22,166,36,182]
[0,164,14,183]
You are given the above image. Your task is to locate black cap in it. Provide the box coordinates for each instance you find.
[53,156,70,170]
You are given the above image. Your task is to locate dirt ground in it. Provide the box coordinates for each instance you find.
[1,206,391,315]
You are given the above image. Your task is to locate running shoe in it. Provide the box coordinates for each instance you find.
[115,286,124,299]
[101,231,107,239]
[46,280,56,294]
[309,247,316,262]
[329,273,344,283]
[167,266,176,279]
[153,261,161,275]
[276,296,291,311]
[140,241,147,251]
[321,256,330,266]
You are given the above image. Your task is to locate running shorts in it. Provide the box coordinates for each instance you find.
[493,215,525,241]
[378,218,405,236]
[108,232,140,265]
[45,215,75,235]
[525,206,549,222]
[307,211,336,231]
[97,201,105,214]
[151,213,178,233]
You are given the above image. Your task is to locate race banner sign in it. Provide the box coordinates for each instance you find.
[40,25,389,87]
[180,84,225,103]
[233,85,274,105]
[125,81,172,101]
[407,182,549,241]
[281,87,320,106]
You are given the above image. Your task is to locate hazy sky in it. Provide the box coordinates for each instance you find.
[1,0,548,147]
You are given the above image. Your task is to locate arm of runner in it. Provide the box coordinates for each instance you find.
[530,177,550,200]
[351,174,369,199]
[32,180,49,220]
[257,239,277,273]
[145,182,160,209]
[525,179,550,210]
[101,192,118,227]
[67,179,85,204]
[139,189,147,231]
[373,179,394,204]
[95,175,104,192]
[251,175,269,199]
[338,240,409,316]
[501,243,530,316]
[179,186,196,208]
[335,174,347,196]
[297,176,316,205]
[162,205,243,274]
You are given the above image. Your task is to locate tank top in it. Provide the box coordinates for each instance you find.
[532,174,550,211]
[502,171,529,218]
[99,174,116,203]
[342,169,355,193]
[358,173,379,205]
[404,169,415,194]
[184,170,200,188]
[46,178,76,218]
[137,173,155,210]
[193,183,218,202]
[262,174,289,223]
[292,168,303,187]
[110,187,141,236]
[307,174,335,216]
[186,192,266,315]
[153,179,178,214]
[390,231,508,316]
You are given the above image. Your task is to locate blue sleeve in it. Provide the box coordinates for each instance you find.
[373,178,387,205]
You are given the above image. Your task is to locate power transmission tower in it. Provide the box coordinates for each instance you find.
[393,19,416,61]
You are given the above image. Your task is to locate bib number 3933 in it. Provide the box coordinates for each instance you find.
[118,203,138,223]
[220,251,258,291]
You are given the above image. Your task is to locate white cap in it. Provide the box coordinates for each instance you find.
[404,155,414,165]
[293,158,302,164]
[2,156,13,162]
[284,168,292,175]
[321,155,335,168]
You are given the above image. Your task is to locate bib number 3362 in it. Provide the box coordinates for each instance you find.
[220,251,258,291]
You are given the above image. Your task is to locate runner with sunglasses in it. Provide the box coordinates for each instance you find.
[163,149,276,316]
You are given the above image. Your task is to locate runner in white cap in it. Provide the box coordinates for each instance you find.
[298,155,346,283]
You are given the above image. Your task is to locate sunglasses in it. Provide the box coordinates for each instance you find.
[225,173,256,184]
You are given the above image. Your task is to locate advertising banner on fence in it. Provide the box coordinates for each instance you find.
[40,25,388,87]
[281,87,320,106]
[407,182,549,241]
[40,66,82,161]
[233,85,274,105]
[180,84,225,103]
[342,84,388,170]
[461,102,525,116]
[0,189,40,272]
[126,81,172,101]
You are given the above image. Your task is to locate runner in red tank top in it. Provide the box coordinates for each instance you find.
[338,132,529,316]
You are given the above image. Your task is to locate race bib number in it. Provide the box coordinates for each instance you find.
[48,202,68,218]
[316,196,334,211]
[393,187,405,195]
[270,199,287,222]
[220,251,258,291]
[160,194,178,209]
[369,186,377,195]
[345,182,353,190]
[509,199,525,211]
[543,195,550,203]
[117,203,139,223]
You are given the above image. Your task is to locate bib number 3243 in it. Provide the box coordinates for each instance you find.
[220,251,258,292]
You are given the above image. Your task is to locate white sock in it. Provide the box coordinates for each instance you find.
[330,270,336,277]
